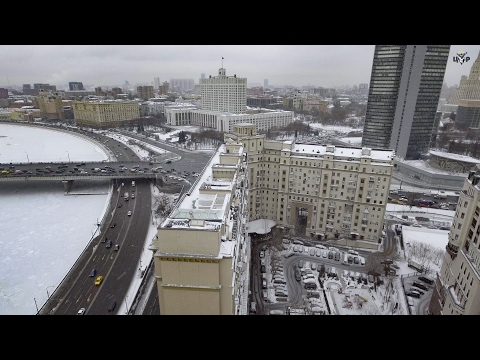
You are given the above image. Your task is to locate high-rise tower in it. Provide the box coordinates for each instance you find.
[361,45,450,160]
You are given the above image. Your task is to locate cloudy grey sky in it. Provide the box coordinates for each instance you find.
[1,45,478,90]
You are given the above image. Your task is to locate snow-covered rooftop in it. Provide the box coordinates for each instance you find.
[290,143,394,162]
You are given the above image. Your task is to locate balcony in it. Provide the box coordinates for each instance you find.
[445,243,458,259]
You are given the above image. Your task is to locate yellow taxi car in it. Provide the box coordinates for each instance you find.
[95,275,103,286]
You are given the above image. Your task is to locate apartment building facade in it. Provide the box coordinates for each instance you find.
[225,123,395,246]
[429,166,480,315]
[149,135,250,315]
[72,100,140,128]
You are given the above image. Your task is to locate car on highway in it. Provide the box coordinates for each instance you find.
[101,237,107,243]
[89,268,97,277]
[110,222,116,228]
[118,203,122,208]
[127,210,132,216]
[114,244,119,251]
[95,276,103,286]
[108,301,116,312]
[106,240,113,248]
[77,308,86,315]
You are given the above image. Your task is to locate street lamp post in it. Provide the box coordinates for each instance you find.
[46,285,55,312]
[66,151,70,163]
[25,151,29,163]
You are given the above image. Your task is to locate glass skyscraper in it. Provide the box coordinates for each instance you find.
[361,45,450,160]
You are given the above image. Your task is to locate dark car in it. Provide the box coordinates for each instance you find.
[106,240,113,248]
[406,291,420,298]
[412,281,428,291]
[101,237,107,243]
[108,301,117,312]
[110,222,116,228]
[118,203,122,208]
[260,265,266,273]
[89,268,97,277]
[418,276,434,285]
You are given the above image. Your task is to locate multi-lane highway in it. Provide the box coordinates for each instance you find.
[32,125,214,315]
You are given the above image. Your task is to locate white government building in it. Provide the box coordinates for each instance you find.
[164,67,294,133]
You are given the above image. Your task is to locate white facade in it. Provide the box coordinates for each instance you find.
[200,68,247,114]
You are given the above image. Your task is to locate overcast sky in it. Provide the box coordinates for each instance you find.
[1,45,478,90]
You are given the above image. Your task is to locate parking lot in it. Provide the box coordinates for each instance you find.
[255,238,379,315]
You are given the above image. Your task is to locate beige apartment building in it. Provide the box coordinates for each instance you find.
[72,100,140,128]
[150,123,395,314]
[225,124,395,247]
[149,130,250,315]
[429,165,480,315]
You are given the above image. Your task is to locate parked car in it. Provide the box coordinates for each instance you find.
[418,276,434,285]
[406,291,420,298]
[412,281,428,291]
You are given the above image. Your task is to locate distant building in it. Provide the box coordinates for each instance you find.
[137,86,154,101]
[23,83,56,96]
[0,88,8,99]
[362,45,450,160]
[37,90,65,120]
[169,79,194,93]
[154,77,161,90]
[159,82,169,95]
[73,100,140,128]
[68,82,84,91]
[456,99,480,128]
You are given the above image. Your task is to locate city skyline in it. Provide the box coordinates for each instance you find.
[1,45,479,90]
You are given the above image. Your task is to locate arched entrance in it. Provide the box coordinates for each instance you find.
[295,207,308,236]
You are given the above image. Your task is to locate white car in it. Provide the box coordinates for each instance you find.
[127,210,132,216]
[77,308,85,315]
